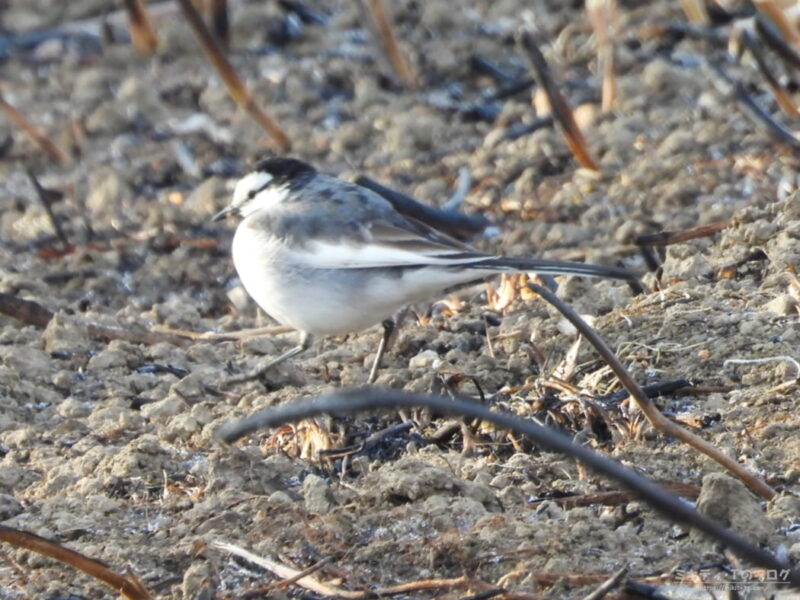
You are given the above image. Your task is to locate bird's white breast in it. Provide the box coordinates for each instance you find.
[231,216,365,335]
[231,219,287,321]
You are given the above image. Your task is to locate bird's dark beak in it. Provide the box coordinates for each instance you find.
[211,205,235,222]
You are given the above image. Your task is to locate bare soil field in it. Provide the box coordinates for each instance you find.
[0,1,799,598]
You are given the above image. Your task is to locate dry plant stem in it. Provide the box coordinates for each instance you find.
[213,541,363,599]
[123,0,159,55]
[581,566,627,600]
[152,324,293,341]
[444,167,471,211]
[518,31,599,171]
[354,0,417,87]
[84,322,193,347]
[0,526,152,600]
[375,575,472,595]
[731,81,800,149]
[599,45,615,113]
[0,293,53,328]
[739,29,798,116]
[0,292,193,347]
[586,0,617,112]
[217,390,796,585]
[528,482,701,509]
[635,220,729,246]
[457,590,504,600]
[241,557,333,598]
[175,0,290,150]
[0,93,67,163]
[26,170,69,248]
[725,356,800,378]
[679,0,710,24]
[755,15,800,70]
[207,0,230,48]
[710,64,800,150]
[319,421,413,458]
[527,282,776,501]
[754,0,800,47]
[502,571,670,588]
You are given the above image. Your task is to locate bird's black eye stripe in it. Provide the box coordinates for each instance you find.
[247,180,273,200]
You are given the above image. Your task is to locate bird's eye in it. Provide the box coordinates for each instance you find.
[247,189,257,199]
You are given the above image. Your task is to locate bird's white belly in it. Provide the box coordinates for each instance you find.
[231,225,382,335]
[232,223,490,336]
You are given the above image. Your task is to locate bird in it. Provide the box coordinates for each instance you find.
[212,157,639,383]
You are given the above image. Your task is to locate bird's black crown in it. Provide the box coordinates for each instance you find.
[252,157,316,187]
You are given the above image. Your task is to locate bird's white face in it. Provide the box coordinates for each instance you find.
[230,171,290,218]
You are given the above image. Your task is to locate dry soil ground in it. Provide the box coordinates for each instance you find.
[1,1,799,599]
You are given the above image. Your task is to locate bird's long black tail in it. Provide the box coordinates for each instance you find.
[470,257,643,291]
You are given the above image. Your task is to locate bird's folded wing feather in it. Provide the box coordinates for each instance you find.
[293,218,489,269]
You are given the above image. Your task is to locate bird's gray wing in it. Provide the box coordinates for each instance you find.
[278,179,491,269]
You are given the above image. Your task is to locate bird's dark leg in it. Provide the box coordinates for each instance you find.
[367,319,395,384]
[226,332,313,385]
[366,307,411,383]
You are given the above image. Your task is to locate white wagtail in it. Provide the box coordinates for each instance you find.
[213,157,638,383]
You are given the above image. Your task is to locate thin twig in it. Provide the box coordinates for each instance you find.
[0,93,68,163]
[528,482,701,509]
[581,566,628,600]
[319,421,413,458]
[724,356,800,379]
[0,293,54,328]
[470,56,518,84]
[586,0,618,112]
[486,77,536,102]
[754,0,800,48]
[635,221,730,247]
[755,15,800,70]
[85,321,194,347]
[175,0,291,150]
[374,575,471,595]
[738,29,798,116]
[709,63,800,151]
[152,324,294,341]
[241,557,333,598]
[0,526,152,600]
[455,589,505,600]
[442,167,472,212]
[501,571,671,588]
[354,0,417,88]
[26,169,69,248]
[0,293,193,347]
[123,0,159,55]
[207,0,230,49]
[517,30,599,171]
[595,379,691,404]
[213,541,363,599]
[679,0,710,24]
[216,389,796,585]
